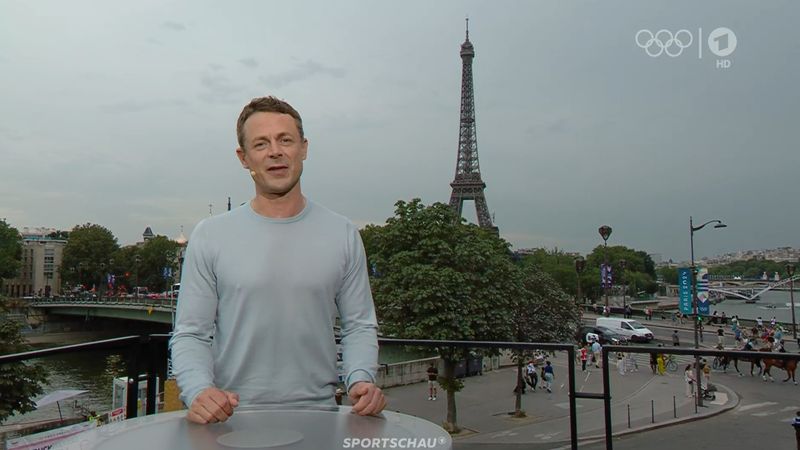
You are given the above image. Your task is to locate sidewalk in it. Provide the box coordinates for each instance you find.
[382,355,738,446]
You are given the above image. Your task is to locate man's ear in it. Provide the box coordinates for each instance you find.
[235,147,248,168]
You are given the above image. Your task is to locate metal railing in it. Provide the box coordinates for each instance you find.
[28,296,176,309]
[5,335,797,449]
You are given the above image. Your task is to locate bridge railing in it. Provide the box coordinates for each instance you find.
[28,296,177,309]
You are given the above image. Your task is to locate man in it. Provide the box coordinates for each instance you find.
[672,330,680,346]
[427,363,439,400]
[170,96,384,425]
[717,327,725,347]
[590,339,602,368]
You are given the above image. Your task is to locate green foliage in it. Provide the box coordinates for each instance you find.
[137,236,180,292]
[710,258,793,279]
[0,302,48,423]
[0,220,22,282]
[60,224,120,289]
[584,245,658,299]
[364,199,517,348]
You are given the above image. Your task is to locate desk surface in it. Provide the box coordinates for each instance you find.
[57,405,451,450]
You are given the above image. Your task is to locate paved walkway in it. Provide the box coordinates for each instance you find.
[383,351,738,446]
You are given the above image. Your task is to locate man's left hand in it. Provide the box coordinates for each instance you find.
[348,382,386,416]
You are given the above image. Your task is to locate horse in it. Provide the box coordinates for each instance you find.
[730,345,763,377]
[759,348,798,385]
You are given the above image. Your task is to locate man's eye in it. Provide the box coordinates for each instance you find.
[254,142,266,148]
[280,138,293,144]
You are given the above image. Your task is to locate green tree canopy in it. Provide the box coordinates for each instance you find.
[60,223,120,290]
[137,236,180,292]
[0,220,22,282]
[0,302,48,422]
[363,199,518,432]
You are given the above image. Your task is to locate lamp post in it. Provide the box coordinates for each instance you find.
[787,263,797,341]
[689,216,727,407]
[575,257,586,305]
[619,259,627,315]
[598,225,613,313]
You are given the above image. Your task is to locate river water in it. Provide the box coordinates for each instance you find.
[710,290,799,324]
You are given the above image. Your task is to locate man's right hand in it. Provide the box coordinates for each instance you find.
[187,387,239,424]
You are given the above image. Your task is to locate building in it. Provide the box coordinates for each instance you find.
[2,227,67,298]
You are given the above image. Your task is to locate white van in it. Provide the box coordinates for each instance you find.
[595,317,654,343]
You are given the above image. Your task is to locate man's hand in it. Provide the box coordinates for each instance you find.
[187,387,239,424]
[348,382,386,416]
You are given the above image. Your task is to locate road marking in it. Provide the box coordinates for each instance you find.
[737,401,778,412]
[752,411,777,417]
[780,406,800,412]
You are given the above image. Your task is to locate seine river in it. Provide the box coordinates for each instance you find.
[710,290,799,323]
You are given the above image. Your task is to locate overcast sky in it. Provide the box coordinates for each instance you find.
[1,1,797,263]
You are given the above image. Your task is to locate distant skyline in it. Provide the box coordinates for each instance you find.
[1,1,797,261]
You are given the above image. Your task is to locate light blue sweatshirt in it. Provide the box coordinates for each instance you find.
[169,200,379,408]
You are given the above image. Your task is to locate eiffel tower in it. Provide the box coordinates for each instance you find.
[448,19,497,233]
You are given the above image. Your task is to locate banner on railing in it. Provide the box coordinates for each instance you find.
[678,268,692,315]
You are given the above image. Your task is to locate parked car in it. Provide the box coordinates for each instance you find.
[575,325,627,346]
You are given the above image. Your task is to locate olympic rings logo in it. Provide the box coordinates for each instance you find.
[635,29,693,57]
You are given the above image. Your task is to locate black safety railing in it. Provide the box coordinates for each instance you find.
[6,335,795,449]
[0,334,170,420]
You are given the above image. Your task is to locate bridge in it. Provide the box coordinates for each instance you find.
[708,274,800,301]
[28,296,176,325]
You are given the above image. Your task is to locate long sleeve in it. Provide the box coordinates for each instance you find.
[168,221,219,407]
[337,224,379,391]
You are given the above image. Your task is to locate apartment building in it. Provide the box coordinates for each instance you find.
[2,227,67,298]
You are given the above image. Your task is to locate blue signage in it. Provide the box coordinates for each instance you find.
[678,268,692,315]
[696,267,710,315]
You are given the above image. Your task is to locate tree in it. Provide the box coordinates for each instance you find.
[0,302,48,422]
[60,224,120,291]
[0,220,22,286]
[364,199,517,433]
[509,266,581,416]
[137,236,180,292]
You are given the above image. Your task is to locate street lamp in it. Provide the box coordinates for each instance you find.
[619,259,627,315]
[575,257,586,305]
[689,216,726,407]
[598,225,613,313]
[787,263,797,341]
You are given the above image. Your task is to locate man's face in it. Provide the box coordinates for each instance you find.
[236,111,308,198]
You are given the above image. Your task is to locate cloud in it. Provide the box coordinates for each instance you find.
[198,72,244,103]
[260,60,346,88]
[239,58,259,69]
[162,21,187,32]
[99,99,189,114]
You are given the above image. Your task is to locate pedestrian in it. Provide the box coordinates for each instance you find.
[731,315,739,329]
[677,311,684,325]
[791,410,800,448]
[543,361,554,393]
[624,304,632,319]
[649,352,658,375]
[657,353,666,375]
[770,316,777,328]
[701,359,711,390]
[427,363,438,400]
[579,345,589,372]
[672,330,680,346]
[617,352,626,375]
[717,327,725,347]
[170,96,385,424]
[756,316,764,329]
[591,340,602,368]
[721,312,727,326]
[526,360,539,390]
[684,364,695,397]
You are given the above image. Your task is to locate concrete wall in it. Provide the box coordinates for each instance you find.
[375,354,509,389]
